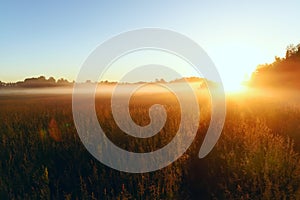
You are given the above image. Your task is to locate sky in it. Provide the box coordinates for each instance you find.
[0,0,300,89]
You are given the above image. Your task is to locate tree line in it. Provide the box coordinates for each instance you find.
[0,76,73,88]
[0,76,211,89]
[250,43,300,88]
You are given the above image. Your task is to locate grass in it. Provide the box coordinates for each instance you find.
[0,90,300,199]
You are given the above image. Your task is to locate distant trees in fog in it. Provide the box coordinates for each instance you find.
[0,76,73,88]
[0,76,212,89]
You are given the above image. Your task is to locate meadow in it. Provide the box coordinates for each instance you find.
[0,86,300,199]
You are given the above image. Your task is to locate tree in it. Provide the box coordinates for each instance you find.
[275,56,282,62]
[57,78,70,86]
[155,78,166,83]
[47,77,56,83]
[286,44,298,58]
[37,76,46,81]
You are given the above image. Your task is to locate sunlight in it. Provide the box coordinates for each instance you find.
[209,43,265,93]
[223,81,244,92]
[221,70,251,93]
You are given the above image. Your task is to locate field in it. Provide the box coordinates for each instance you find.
[1,86,300,199]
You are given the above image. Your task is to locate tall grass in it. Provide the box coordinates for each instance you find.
[208,118,300,199]
[0,93,299,199]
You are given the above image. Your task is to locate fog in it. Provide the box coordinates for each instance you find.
[1,84,300,108]
[0,87,74,95]
[0,82,203,95]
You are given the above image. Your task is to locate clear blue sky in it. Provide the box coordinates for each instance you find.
[1,0,299,86]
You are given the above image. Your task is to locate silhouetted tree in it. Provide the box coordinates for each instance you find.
[250,43,300,88]
[48,77,56,83]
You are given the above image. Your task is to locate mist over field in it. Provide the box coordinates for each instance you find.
[1,1,300,198]
[1,81,300,199]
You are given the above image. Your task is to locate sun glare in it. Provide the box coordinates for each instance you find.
[221,76,247,92]
[209,42,265,93]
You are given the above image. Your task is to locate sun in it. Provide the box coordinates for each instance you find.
[223,81,244,92]
[221,75,249,93]
[209,42,266,93]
